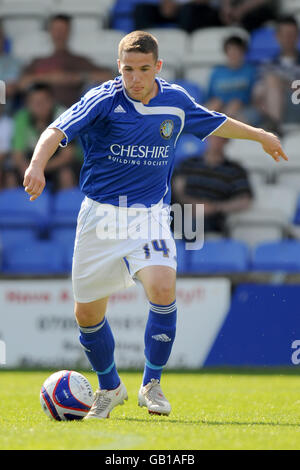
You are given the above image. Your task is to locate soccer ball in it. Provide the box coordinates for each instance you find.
[40,370,94,421]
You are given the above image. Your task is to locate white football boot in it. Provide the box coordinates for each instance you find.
[84,381,128,420]
[138,379,171,416]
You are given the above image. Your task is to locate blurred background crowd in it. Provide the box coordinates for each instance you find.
[0,0,300,274]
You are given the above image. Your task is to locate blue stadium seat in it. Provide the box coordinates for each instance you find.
[0,228,38,248]
[173,80,205,104]
[188,239,249,273]
[2,240,66,274]
[110,0,136,32]
[52,188,84,227]
[0,188,51,229]
[293,195,300,224]
[50,227,76,271]
[246,27,280,63]
[252,240,300,272]
[51,227,76,249]
[174,134,207,166]
[175,239,191,274]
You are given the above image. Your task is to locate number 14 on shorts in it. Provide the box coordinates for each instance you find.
[143,240,170,258]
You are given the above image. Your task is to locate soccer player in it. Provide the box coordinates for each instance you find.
[23,31,287,420]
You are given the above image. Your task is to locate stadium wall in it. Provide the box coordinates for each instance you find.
[0,279,299,368]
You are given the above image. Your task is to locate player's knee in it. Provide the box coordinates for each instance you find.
[148,282,175,305]
[74,301,106,327]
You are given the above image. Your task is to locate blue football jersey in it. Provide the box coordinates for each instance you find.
[49,76,227,207]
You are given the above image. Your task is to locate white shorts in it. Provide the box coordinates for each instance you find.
[72,197,177,303]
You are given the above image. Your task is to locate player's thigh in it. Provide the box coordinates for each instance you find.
[74,296,109,327]
[136,265,176,305]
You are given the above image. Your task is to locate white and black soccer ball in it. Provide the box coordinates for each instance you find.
[40,370,93,421]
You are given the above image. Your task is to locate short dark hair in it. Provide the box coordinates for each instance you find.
[223,35,248,53]
[49,14,72,26]
[277,15,299,30]
[118,30,159,62]
[26,82,54,97]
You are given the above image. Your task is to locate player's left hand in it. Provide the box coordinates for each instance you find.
[259,130,288,162]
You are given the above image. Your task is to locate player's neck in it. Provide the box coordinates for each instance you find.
[141,81,159,105]
[126,80,159,105]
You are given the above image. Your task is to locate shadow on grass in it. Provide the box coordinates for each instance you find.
[3,367,300,376]
[115,417,300,427]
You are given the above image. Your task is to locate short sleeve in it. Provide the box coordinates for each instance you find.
[182,91,227,141]
[48,86,112,147]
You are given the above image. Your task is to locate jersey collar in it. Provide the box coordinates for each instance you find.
[122,76,163,106]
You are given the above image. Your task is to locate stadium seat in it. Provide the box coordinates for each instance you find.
[51,188,84,227]
[12,31,53,65]
[70,30,123,70]
[110,0,136,32]
[50,0,113,17]
[184,66,213,95]
[276,170,300,192]
[226,196,296,246]
[51,227,76,249]
[173,79,204,104]
[175,239,191,274]
[253,185,298,221]
[183,27,249,67]
[147,28,188,70]
[246,27,279,64]
[280,0,300,14]
[2,240,66,274]
[3,18,44,39]
[174,133,207,166]
[225,139,278,178]
[293,195,300,224]
[0,0,51,17]
[0,228,38,248]
[0,188,51,230]
[188,239,249,273]
[252,240,300,272]
[71,17,104,35]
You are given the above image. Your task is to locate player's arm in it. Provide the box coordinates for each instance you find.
[23,127,65,201]
[212,116,288,162]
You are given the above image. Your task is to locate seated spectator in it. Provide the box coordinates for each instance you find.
[255,15,300,132]
[0,24,21,113]
[220,0,277,31]
[172,135,253,238]
[205,35,260,126]
[19,15,113,108]
[11,83,80,190]
[134,0,221,33]
[0,104,13,189]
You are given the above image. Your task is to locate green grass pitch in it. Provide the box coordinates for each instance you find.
[0,369,300,450]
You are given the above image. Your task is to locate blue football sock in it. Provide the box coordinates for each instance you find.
[78,317,120,390]
[143,300,177,386]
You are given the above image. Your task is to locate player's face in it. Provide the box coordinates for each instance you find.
[118,52,162,104]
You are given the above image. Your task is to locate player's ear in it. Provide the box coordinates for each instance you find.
[117,59,121,74]
[156,59,163,74]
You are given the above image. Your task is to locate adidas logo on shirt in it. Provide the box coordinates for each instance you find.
[114,105,126,113]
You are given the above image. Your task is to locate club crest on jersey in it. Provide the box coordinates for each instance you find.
[160,120,174,140]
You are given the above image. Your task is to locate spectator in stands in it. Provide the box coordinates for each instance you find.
[0,24,21,113]
[255,15,300,132]
[134,0,221,32]
[19,15,113,108]
[11,83,80,190]
[205,35,260,126]
[220,0,277,31]
[0,104,13,190]
[172,135,253,237]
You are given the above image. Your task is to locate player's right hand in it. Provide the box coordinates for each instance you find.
[23,164,46,201]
